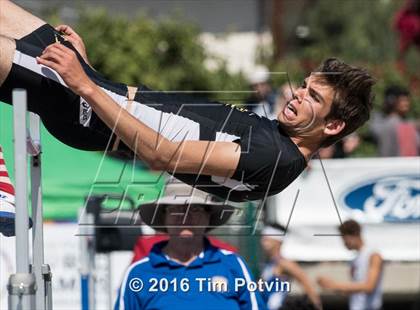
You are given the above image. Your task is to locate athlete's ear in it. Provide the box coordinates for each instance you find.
[324,119,345,137]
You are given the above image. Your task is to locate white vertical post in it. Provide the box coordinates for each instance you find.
[79,209,96,310]
[30,112,48,310]
[12,89,30,273]
[106,254,112,310]
[8,89,36,309]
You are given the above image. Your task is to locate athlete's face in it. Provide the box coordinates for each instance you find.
[164,205,210,238]
[277,75,340,140]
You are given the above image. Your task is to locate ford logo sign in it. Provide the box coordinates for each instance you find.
[340,175,419,222]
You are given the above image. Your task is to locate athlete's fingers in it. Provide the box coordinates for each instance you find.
[43,45,68,58]
[55,24,84,49]
[40,49,83,79]
[42,42,64,54]
[41,50,68,64]
[40,49,68,64]
[55,24,71,33]
[55,24,81,39]
[53,42,77,56]
[61,35,79,48]
[36,56,62,72]
[43,42,76,58]
[38,52,64,66]
[40,47,76,69]
[48,32,89,64]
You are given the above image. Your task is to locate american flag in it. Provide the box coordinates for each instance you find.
[0,146,15,205]
[1,146,33,237]
[0,146,17,236]
[0,146,15,210]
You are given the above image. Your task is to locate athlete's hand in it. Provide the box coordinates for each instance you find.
[36,43,95,96]
[55,24,90,64]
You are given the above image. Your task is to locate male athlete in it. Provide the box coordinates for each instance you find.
[0,1,375,202]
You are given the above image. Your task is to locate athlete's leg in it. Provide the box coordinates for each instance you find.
[0,1,74,54]
[0,35,14,87]
[0,34,121,151]
[0,0,46,40]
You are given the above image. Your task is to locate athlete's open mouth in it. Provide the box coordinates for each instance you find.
[286,102,297,116]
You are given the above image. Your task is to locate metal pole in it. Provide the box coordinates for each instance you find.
[43,264,53,310]
[12,89,30,273]
[29,113,50,310]
[106,253,112,310]
[8,274,36,309]
[79,209,95,310]
[88,238,96,310]
[8,89,36,309]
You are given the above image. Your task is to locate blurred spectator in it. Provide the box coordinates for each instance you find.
[369,85,419,156]
[115,184,266,310]
[260,223,322,310]
[336,133,361,157]
[245,66,277,119]
[318,133,361,159]
[394,0,420,58]
[317,220,384,310]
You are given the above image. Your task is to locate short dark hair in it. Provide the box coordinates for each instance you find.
[315,58,375,147]
[338,219,361,236]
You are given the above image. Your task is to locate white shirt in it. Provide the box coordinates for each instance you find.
[349,247,383,310]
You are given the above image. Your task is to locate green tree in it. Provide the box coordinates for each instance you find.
[69,10,248,104]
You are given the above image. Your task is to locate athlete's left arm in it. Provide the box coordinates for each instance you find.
[317,253,383,294]
[36,43,241,177]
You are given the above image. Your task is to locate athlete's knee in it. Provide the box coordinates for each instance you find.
[0,35,16,86]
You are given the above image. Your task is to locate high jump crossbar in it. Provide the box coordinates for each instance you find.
[7,89,52,310]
